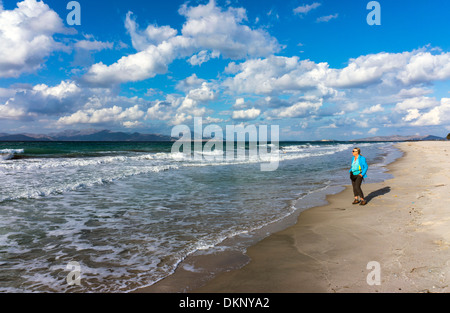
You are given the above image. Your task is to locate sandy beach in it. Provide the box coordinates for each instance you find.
[138,141,450,293]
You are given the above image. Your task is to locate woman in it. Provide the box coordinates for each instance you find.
[349,147,368,205]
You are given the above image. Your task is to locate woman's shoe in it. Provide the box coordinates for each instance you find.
[359,200,367,206]
[352,199,360,204]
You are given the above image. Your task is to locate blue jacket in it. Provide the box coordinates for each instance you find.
[349,155,368,178]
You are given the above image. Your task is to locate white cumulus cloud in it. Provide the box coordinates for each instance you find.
[57,105,145,125]
[395,96,439,112]
[232,108,261,120]
[0,0,68,77]
[83,0,280,86]
[125,11,178,51]
[408,98,450,126]
[362,104,384,114]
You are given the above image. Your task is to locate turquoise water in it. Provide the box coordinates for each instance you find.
[0,141,401,292]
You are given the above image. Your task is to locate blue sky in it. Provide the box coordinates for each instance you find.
[0,0,449,140]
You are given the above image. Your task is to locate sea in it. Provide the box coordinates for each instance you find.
[0,140,402,292]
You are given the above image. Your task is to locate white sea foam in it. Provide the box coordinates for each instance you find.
[0,143,358,203]
[0,148,24,160]
[0,148,24,154]
[0,163,179,202]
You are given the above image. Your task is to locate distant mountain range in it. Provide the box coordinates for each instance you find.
[351,134,445,142]
[0,129,174,141]
[0,130,446,142]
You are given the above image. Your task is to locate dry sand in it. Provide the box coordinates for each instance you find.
[192,141,450,293]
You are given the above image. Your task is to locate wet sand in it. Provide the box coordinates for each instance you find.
[192,141,450,293]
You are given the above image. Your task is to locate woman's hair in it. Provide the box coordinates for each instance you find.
[354,147,361,155]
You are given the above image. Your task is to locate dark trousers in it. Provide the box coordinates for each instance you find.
[350,173,364,199]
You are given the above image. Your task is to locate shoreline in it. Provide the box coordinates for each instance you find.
[135,142,401,293]
[133,180,344,293]
[190,141,450,292]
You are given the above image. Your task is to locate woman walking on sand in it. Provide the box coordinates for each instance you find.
[349,147,368,205]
